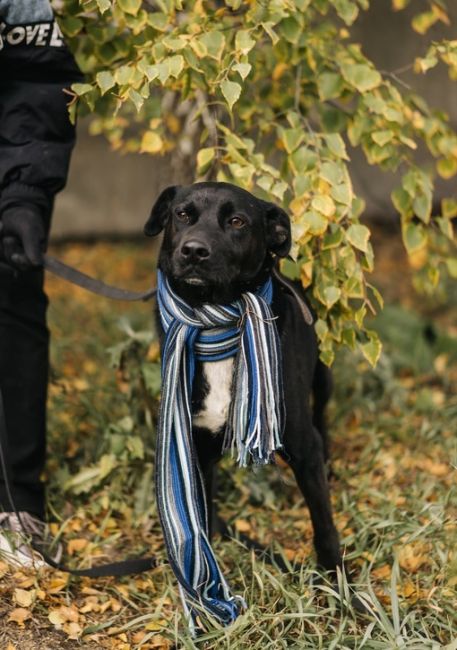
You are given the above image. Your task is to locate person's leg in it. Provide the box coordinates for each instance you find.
[0,266,49,519]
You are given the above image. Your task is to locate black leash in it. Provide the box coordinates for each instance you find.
[44,255,157,302]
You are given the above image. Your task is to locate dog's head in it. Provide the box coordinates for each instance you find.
[144,182,291,304]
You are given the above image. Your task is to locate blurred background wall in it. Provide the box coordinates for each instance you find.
[51,0,457,240]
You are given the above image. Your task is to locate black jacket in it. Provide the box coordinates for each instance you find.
[0,0,83,219]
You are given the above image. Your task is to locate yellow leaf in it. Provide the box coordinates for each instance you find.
[49,609,66,627]
[64,621,83,639]
[372,564,391,579]
[397,543,430,572]
[8,607,32,626]
[67,538,88,556]
[14,588,35,608]
[283,548,296,560]
[49,605,80,627]
[147,341,160,362]
[140,131,164,154]
[48,575,69,593]
[234,519,251,533]
[272,62,288,81]
[73,378,89,391]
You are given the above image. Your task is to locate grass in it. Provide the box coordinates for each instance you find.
[0,232,456,649]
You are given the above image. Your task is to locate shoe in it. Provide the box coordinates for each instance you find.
[0,511,63,569]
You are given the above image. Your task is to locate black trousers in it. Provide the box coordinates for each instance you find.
[0,266,48,519]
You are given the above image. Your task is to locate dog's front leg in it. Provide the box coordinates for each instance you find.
[284,422,342,573]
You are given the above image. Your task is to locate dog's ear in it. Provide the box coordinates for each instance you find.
[263,202,291,258]
[144,185,179,237]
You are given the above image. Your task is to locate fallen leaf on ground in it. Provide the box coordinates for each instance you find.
[13,587,36,608]
[8,607,32,626]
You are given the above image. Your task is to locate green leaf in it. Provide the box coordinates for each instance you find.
[116,65,134,85]
[346,224,370,252]
[317,72,344,101]
[261,22,279,44]
[344,276,364,298]
[322,227,344,249]
[59,16,84,37]
[412,192,431,223]
[436,217,454,240]
[290,147,318,174]
[71,83,94,96]
[128,88,144,112]
[442,198,457,219]
[126,436,144,460]
[402,222,427,254]
[372,130,394,147]
[279,17,302,44]
[232,62,252,80]
[412,10,438,34]
[303,211,328,235]
[142,363,162,395]
[96,70,115,94]
[270,181,288,200]
[323,286,341,308]
[311,195,336,217]
[324,134,349,160]
[332,0,359,25]
[315,318,329,341]
[117,0,141,15]
[281,258,301,281]
[331,182,352,206]
[95,0,111,13]
[445,258,457,278]
[221,80,242,111]
[391,186,411,217]
[341,63,382,92]
[280,128,305,154]
[168,55,184,78]
[197,147,216,174]
[147,12,169,31]
[320,161,344,186]
[200,31,226,61]
[319,347,335,367]
[437,157,457,179]
[235,30,256,55]
[361,331,382,367]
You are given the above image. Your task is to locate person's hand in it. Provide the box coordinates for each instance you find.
[0,207,46,270]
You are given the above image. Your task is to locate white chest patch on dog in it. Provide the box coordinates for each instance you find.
[193,358,234,433]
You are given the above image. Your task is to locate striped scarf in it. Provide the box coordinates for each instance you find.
[155,270,284,628]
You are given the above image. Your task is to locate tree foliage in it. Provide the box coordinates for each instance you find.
[55,0,457,366]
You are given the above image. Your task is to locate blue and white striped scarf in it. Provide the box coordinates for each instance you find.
[156,270,284,628]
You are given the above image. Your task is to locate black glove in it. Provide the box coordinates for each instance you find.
[0,206,47,270]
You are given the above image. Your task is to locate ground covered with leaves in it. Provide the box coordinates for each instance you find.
[1,229,456,649]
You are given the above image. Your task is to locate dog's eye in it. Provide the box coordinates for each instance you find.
[228,216,245,229]
[176,211,191,224]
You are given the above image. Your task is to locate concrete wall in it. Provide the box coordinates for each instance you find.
[51,130,192,239]
[51,0,457,238]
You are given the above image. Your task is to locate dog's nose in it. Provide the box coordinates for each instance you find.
[180,240,211,261]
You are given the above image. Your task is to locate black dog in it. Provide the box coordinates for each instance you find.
[144,182,342,575]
